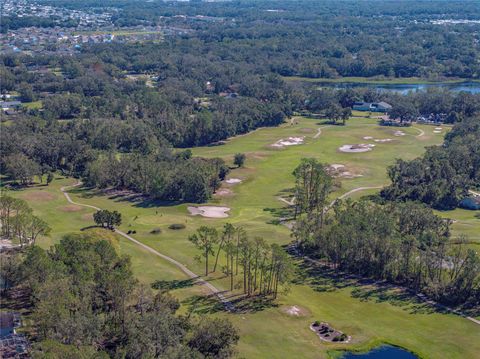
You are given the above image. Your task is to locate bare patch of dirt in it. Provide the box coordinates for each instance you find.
[82,213,94,221]
[59,204,83,212]
[21,190,55,202]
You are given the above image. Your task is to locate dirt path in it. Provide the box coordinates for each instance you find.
[60,182,234,312]
[469,190,480,197]
[313,125,330,139]
[411,127,425,137]
[278,196,295,206]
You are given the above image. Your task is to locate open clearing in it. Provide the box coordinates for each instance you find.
[10,116,480,359]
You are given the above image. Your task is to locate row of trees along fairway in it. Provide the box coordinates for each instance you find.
[0,194,51,247]
[291,158,480,308]
[189,224,294,298]
[3,232,239,358]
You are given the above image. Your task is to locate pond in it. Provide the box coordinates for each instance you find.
[317,82,480,94]
[341,345,418,359]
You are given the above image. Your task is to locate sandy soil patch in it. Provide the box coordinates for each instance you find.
[393,130,406,136]
[339,144,375,153]
[188,206,230,218]
[59,204,83,212]
[271,136,305,148]
[327,164,363,178]
[214,189,233,197]
[281,305,310,317]
[299,128,314,133]
[21,190,55,202]
[82,213,94,221]
[226,178,242,184]
[330,164,345,171]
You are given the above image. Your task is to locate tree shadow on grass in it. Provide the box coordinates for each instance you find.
[182,293,278,315]
[294,257,461,316]
[69,186,182,208]
[151,278,196,291]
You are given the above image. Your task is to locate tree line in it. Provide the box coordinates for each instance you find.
[189,224,294,298]
[290,158,479,308]
[382,116,480,209]
[0,194,51,248]
[2,232,239,358]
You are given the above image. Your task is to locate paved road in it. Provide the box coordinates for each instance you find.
[60,182,234,312]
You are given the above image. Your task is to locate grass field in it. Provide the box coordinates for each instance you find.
[22,101,43,110]
[281,76,479,84]
[7,116,479,358]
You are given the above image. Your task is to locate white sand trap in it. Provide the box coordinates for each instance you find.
[433,130,442,133]
[339,144,375,153]
[394,130,406,136]
[271,136,305,148]
[281,305,309,317]
[214,189,233,196]
[374,138,392,143]
[188,206,230,218]
[363,136,374,140]
[225,178,242,184]
[330,164,345,170]
[435,127,443,130]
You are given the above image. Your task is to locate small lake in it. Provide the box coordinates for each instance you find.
[317,82,480,94]
[342,345,418,359]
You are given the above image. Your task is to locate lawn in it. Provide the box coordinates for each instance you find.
[7,116,479,358]
[22,100,43,110]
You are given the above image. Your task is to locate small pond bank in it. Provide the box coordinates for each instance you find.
[339,345,418,359]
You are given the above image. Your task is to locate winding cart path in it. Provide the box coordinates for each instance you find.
[60,181,234,312]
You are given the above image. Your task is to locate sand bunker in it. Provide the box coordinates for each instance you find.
[394,130,406,136]
[433,130,442,133]
[225,178,242,184]
[214,189,233,196]
[271,136,304,148]
[374,138,392,143]
[329,164,345,171]
[435,127,443,130]
[188,206,230,218]
[363,136,374,140]
[281,305,310,317]
[339,144,375,153]
[327,164,363,178]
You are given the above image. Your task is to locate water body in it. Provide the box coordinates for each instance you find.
[342,346,418,359]
[317,82,480,94]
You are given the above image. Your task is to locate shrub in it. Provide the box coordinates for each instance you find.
[313,321,321,327]
[150,228,162,234]
[169,223,186,230]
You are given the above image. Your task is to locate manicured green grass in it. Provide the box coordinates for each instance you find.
[22,100,43,110]
[436,208,480,249]
[9,117,479,358]
[282,76,478,84]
